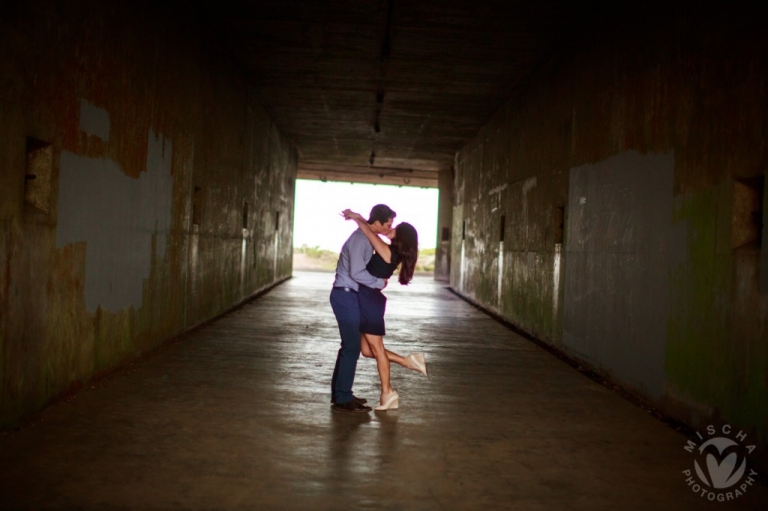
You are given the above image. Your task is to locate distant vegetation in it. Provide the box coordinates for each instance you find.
[294,244,435,274]
[415,248,435,273]
[293,245,339,271]
[295,245,336,260]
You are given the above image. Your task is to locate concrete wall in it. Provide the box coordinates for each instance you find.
[451,8,768,454]
[0,1,297,426]
[434,167,454,281]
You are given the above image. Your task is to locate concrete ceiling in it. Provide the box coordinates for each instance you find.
[207,1,597,187]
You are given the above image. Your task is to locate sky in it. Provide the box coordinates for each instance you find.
[292,179,440,252]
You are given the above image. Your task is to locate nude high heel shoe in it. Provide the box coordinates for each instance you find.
[406,353,428,378]
[375,391,399,411]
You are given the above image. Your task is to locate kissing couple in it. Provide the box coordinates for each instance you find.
[329,204,428,412]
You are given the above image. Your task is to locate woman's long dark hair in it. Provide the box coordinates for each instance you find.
[391,222,418,285]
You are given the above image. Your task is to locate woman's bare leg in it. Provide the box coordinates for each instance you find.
[364,335,419,372]
[362,333,422,385]
[360,334,373,359]
[364,333,394,404]
[384,348,421,372]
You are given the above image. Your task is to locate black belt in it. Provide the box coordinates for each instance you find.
[333,286,358,294]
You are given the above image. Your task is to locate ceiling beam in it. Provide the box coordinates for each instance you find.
[297,162,439,188]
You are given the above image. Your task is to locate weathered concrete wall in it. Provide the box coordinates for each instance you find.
[451,8,768,453]
[434,166,454,281]
[0,1,297,426]
[564,151,677,400]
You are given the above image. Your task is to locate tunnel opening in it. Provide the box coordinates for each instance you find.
[292,179,438,275]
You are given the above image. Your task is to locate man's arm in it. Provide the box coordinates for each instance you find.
[348,231,385,289]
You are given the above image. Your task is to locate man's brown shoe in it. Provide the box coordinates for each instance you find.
[331,395,367,405]
[332,400,372,413]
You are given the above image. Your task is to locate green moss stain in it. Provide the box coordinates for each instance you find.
[666,186,768,441]
[666,187,731,404]
[500,252,555,341]
[739,352,768,436]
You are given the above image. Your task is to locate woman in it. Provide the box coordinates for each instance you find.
[342,209,428,411]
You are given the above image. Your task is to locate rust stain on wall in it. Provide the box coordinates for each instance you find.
[0,1,297,426]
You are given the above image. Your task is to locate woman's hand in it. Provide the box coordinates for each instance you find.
[341,209,363,221]
[341,208,392,263]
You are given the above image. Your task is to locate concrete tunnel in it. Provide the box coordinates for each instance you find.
[1,0,767,508]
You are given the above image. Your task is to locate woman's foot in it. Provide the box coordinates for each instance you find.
[375,390,399,411]
[406,353,428,378]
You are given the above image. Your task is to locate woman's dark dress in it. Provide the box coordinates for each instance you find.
[358,248,400,335]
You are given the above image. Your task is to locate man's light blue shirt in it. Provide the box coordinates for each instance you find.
[332,228,385,291]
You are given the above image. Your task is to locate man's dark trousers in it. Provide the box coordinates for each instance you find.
[330,287,361,404]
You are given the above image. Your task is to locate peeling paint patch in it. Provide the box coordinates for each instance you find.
[488,183,508,195]
[460,240,466,292]
[563,150,675,400]
[79,99,111,141]
[552,243,562,322]
[57,130,173,312]
[497,241,504,306]
[521,176,537,196]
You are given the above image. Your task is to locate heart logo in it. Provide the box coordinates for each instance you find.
[694,437,747,489]
[683,425,757,502]
[707,453,746,489]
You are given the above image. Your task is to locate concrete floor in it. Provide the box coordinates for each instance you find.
[0,271,765,510]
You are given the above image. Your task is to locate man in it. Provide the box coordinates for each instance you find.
[330,204,395,412]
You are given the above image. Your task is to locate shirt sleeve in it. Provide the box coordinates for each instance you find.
[348,232,385,289]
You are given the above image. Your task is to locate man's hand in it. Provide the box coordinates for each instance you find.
[382,279,389,289]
